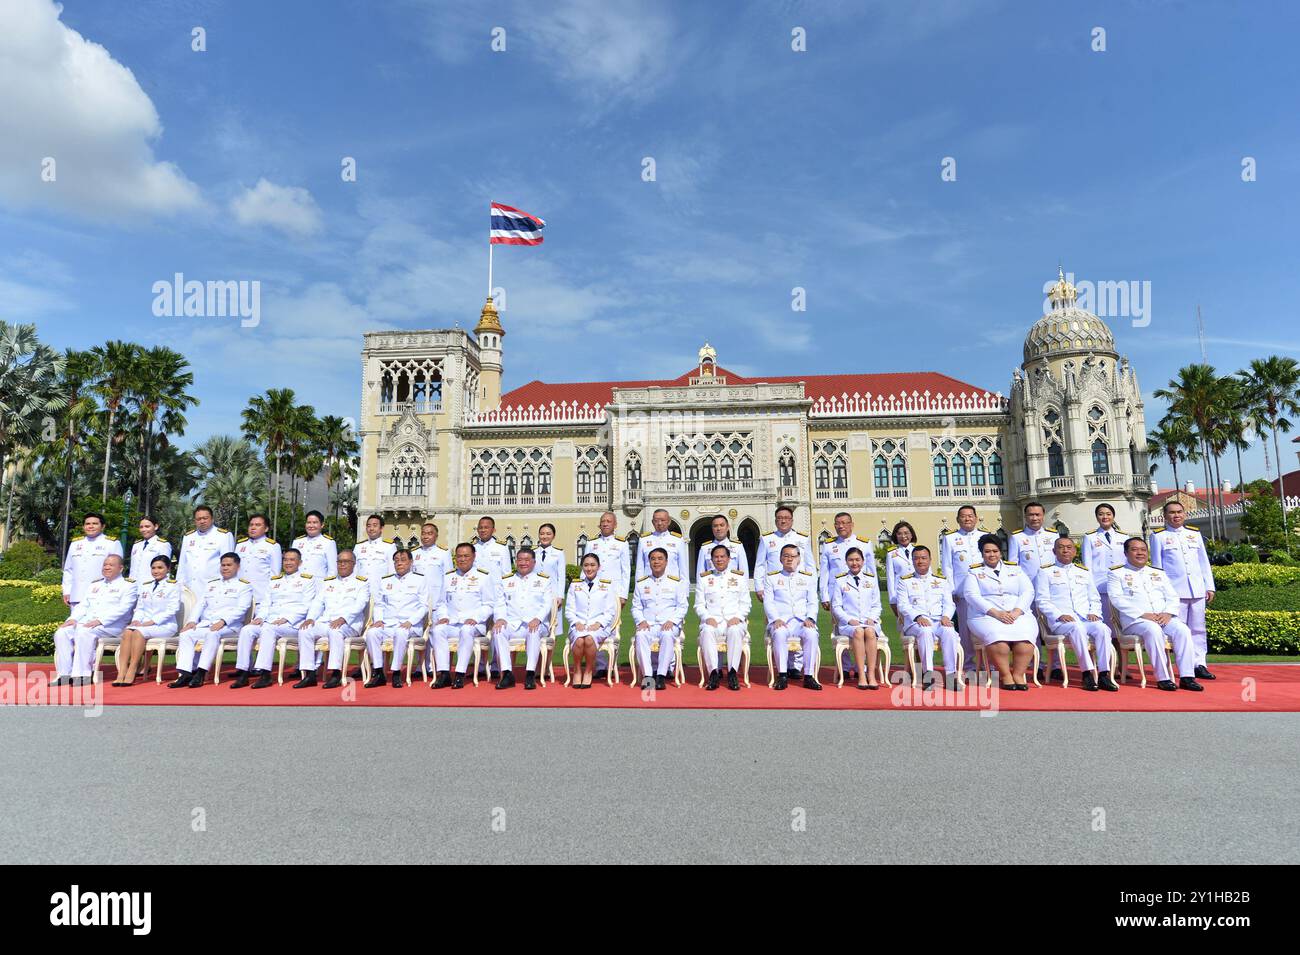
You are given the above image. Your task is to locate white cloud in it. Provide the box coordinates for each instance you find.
[230,179,324,237]
[0,0,202,221]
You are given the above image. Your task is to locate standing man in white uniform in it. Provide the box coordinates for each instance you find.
[492,546,553,690]
[232,547,317,689]
[695,544,750,691]
[754,506,815,679]
[234,513,281,606]
[1148,500,1217,681]
[1108,538,1203,692]
[354,513,398,593]
[62,512,123,609]
[637,509,690,582]
[1008,501,1064,680]
[695,514,750,581]
[583,511,630,679]
[128,515,172,582]
[297,549,371,689]
[54,554,135,686]
[411,522,450,579]
[762,544,821,691]
[1034,537,1118,692]
[293,510,338,580]
[1080,503,1128,633]
[940,505,988,677]
[471,515,513,579]
[631,548,688,692]
[177,505,235,596]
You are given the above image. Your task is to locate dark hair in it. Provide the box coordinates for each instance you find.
[1123,536,1146,555]
[82,512,106,524]
[515,546,535,559]
[1024,501,1045,514]
[394,548,412,560]
[337,549,355,560]
[912,544,931,557]
[957,505,977,518]
[422,522,438,531]
[454,542,475,556]
[581,552,600,566]
[648,547,668,559]
[834,511,851,521]
[711,543,730,557]
[1094,503,1115,518]
[891,520,916,545]
[139,514,159,525]
[780,544,800,557]
[150,555,171,568]
[775,505,794,518]
[845,547,864,561]
[539,522,556,535]
[711,514,728,525]
[281,547,301,560]
[306,510,324,522]
[220,551,241,564]
[1162,500,1185,514]
[977,533,1003,555]
[478,515,496,527]
[194,505,213,517]
[366,514,384,526]
[248,513,269,526]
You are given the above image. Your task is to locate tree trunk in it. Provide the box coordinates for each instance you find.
[1200,441,1214,540]
[143,420,154,516]
[59,434,75,561]
[272,453,282,535]
[1235,442,1249,544]
[1170,455,1180,494]
[100,405,116,503]
[1276,422,1292,553]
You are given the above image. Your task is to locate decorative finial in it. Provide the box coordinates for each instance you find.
[475,295,504,336]
[1048,266,1077,309]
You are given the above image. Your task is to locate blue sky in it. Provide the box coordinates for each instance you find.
[3,0,1299,485]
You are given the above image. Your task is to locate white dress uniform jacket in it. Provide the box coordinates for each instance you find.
[1106,562,1196,682]
[582,533,630,598]
[754,529,814,593]
[893,570,960,673]
[831,568,884,632]
[565,576,617,643]
[762,568,819,673]
[883,543,916,605]
[366,570,430,672]
[637,530,690,582]
[1148,523,1215,669]
[128,535,173,583]
[493,570,554,671]
[177,526,236,595]
[1007,526,1060,584]
[234,534,282,604]
[55,574,138,678]
[1035,560,1111,673]
[62,533,124,604]
[819,534,874,603]
[1081,526,1129,595]
[631,572,688,678]
[432,568,496,674]
[472,536,513,580]
[132,577,182,637]
[239,570,318,673]
[178,575,253,673]
[302,572,371,673]
[695,567,750,673]
[293,533,338,580]
[696,537,750,582]
[354,536,398,590]
[959,561,1038,646]
[411,543,450,580]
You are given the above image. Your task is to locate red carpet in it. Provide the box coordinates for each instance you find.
[4,663,1298,712]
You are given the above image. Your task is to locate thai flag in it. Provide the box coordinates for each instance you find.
[490,202,546,245]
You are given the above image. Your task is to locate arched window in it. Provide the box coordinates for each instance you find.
[1044,408,1065,477]
[575,533,589,556]
[667,457,681,483]
[815,459,830,490]
[594,462,608,496]
[470,465,484,498]
[504,465,518,497]
[487,465,501,497]
[738,455,753,481]
[685,458,699,482]
[703,457,717,481]
[779,450,796,487]
[1092,439,1110,474]
[720,458,735,481]
[831,456,847,490]
[1048,444,1065,477]
[1088,407,1110,474]
[538,463,551,496]
[625,453,642,490]
[521,467,534,497]
[390,471,400,495]
[969,453,985,487]
[951,455,967,487]
[891,457,907,489]
[873,455,889,490]
[576,462,592,496]
[932,455,949,487]
[990,453,1004,487]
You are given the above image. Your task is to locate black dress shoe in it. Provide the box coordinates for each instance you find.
[803,674,823,691]
[524,671,536,690]
[654,674,666,691]
[787,668,802,680]
[1015,683,1028,691]
[1194,665,1216,680]
[391,672,405,688]
[922,670,939,690]
[774,674,788,691]
[322,671,342,689]
[284,669,301,681]
[490,670,501,682]
[1156,679,1177,691]
[229,670,250,689]
[1036,668,1048,684]
[705,670,720,691]
[1098,673,1119,691]
[364,672,386,688]
[293,671,317,689]
[496,671,515,690]
[727,670,740,691]
[1179,676,1204,692]
[1000,682,1018,691]
[1081,671,1098,691]
[452,673,465,689]
[593,669,608,681]
[251,671,274,689]
[168,673,191,688]
[1050,668,1065,683]
[348,667,363,680]
[431,671,450,689]
[187,669,207,687]
[640,676,654,691]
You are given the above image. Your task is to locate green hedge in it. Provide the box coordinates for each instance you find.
[1211,584,1300,612]
[1207,611,1300,654]
[0,622,59,656]
[1212,564,1300,589]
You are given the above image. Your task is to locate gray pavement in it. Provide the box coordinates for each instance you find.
[2,707,1297,864]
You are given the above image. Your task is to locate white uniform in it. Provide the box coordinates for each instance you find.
[883,543,915,606]
[1148,524,1215,668]
[582,533,630,597]
[694,567,750,673]
[1107,562,1197,683]
[177,576,253,674]
[130,577,182,639]
[301,572,371,672]
[565,576,618,651]
[754,529,814,594]
[234,535,282,605]
[472,536,513,580]
[238,570,317,673]
[62,533,124,605]
[819,534,873,603]
[128,535,173,583]
[637,530,690,582]
[411,543,450,580]
[354,536,398,592]
[631,572,688,678]
[1007,526,1060,586]
[939,526,988,671]
[293,533,338,580]
[1081,526,1129,625]
[959,561,1037,646]
[696,537,749,583]
[533,545,567,634]
[177,526,236,596]
[433,568,496,674]
[55,574,136,678]
[1035,560,1111,673]
[894,570,958,673]
[493,570,554,672]
[366,570,430,672]
[762,568,819,674]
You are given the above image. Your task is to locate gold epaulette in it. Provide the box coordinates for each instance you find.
[301,573,313,579]
[324,575,337,581]
[1186,524,1199,531]
[886,544,898,552]
[669,531,682,538]
[383,537,396,544]
[767,570,780,575]
[856,535,871,543]
[1153,527,1166,533]
[218,527,229,533]
[637,575,649,582]
[731,568,745,576]
[969,561,982,569]
[798,569,813,576]
[238,537,249,543]
[1004,559,1018,565]
[615,534,626,542]
[270,573,283,580]
[501,572,515,579]
[836,571,848,578]
[238,577,249,583]
[383,573,395,579]
[667,575,680,581]
[476,567,490,574]
[1110,564,1124,570]
[1012,528,1024,534]
[901,572,915,580]
[537,572,550,578]
[933,571,946,579]
[599,578,611,584]
[356,575,367,581]
[323,534,334,540]
[124,576,135,583]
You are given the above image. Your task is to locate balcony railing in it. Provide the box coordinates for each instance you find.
[468,493,551,508]
[643,478,773,497]
[378,400,441,415]
[813,487,850,501]
[1036,476,1077,494]
[1085,473,1127,490]
[379,494,429,510]
[933,485,1007,498]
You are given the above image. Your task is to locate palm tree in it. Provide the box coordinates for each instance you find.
[204,469,267,535]
[0,322,66,548]
[89,340,142,502]
[53,350,101,557]
[1155,365,1222,538]
[241,388,301,533]
[1241,356,1300,550]
[281,405,320,538]
[316,415,359,528]
[1146,419,1198,493]
[134,347,196,515]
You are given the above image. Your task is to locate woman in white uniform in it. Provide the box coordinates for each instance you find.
[535,522,567,641]
[830,547,883,689]
[564,553,617,688]
[116,556,181,685]
[960,534,1037,690]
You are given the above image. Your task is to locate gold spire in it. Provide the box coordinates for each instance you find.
[475,296,504,336]
[1048,265,1078,309]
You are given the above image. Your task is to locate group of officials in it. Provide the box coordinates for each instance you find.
[53,497,1217,694]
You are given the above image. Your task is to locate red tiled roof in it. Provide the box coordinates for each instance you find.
[499,365,995,408]
[1148,488,1245,510]
[1272,470,1300,497]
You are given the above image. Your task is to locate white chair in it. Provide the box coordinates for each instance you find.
[972,629,1041,687]
[1035,611,1069,687]
[147,587,196,684]
[507,604,559,687]
[764,630,822,687]
[209,600,256,684]
[91,633,122,684]
[694,631,752,688]
[831,632,891,688]
[561,629,621,687]
[360,614,430,686]
[1110,606,1167,689]
[627,629,685,686]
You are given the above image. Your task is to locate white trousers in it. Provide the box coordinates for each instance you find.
[1045,617,1113,673]
[1124,618,1195,683]
[237,621,300,672]
[176,624,238,673]
[953,596,977,672]
[903,621,961,673]
[433,621,488,673]
[54,624,120,678]
[300,621,361,671]
[698,621,747,672]
[1176,597,1208,668]
[767,621,818,673]
[366,624,426,671]
[493,621,550,672]
[636,623,681,677]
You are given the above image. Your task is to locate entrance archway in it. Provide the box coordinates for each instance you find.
[689,518,715,581]
[737,518,761,574]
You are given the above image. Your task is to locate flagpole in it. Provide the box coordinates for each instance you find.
[488,240,493,299]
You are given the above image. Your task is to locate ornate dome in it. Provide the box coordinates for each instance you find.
[1023,267,1116,364]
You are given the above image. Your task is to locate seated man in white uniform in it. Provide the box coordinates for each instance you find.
[695,543,750,691]
[631,547,688,692]
[762,544,821,691]
[566,553,618,689]
[894,545,961,689]
[54,554,136,687]
[297,549,371,689]
[364,548,428,689]
[171,552,253,688]
[1107,537,1203,692]
[829,545,884,690]
[232,547,317,689]
[1034,536,1118,692]
[491,546,553,690]
[431,543,496,690]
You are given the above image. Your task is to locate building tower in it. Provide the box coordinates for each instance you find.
[475,296,504,411]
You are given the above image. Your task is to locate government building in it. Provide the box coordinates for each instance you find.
[357,270,1152,576]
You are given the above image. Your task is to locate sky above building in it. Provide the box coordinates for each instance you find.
[3,0,1298,485]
